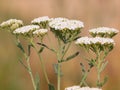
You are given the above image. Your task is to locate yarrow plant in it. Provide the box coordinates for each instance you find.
[31,16,50,28]
[0,16,119,90]
[75,27,118,88]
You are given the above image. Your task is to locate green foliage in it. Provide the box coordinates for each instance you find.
[99,61,108,73]
[37,42,56,53]
[38,47,45,54]
[64,52,79,62]
[48,84,55,90]
[16,40,25,53]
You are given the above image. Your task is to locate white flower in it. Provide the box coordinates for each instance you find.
[65,86,102,90]
[75,37,91,45]
[77,87,102,90]
[89,27,119,37]
[89,27,119,34]
[49,18,84,30]
[49,17,68,28]
[75,37,115,45]
[13,25,39,34]
[31,16,50,24]
[0,19,23,30]
[33,29,48,35]
[65,86,80,90]
[49,17,84,43]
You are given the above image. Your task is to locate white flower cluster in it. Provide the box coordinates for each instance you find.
[65,86,80,90]
[76,87,102,90]
[0,19,23,29]
[75,37,115,45]
[49,17,68,24]
[0,19,23,27]
[89,27,119,34]
[31,16,50,24]
[13,25,39,34]
[65,86,102,90]
[49,17,84,30]
[33,29,48,35]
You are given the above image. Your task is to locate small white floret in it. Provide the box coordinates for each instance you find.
[76,87,102,90]
[33,29,48,35]
[13,25,39,34]
[89,27,119,34]
[75,37,115,45]
[49,18,84,30]
[65,85,80,90]
[31,16,50,24]
[0,19,23,27]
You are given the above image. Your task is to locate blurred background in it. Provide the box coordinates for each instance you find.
[0,0,120,90]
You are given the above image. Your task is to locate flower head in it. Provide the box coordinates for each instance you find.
[75,37,115,52]
[49,18,84,30]
[31,16,50,28]
[76,87,102,90]
[49,17,69,27]
[89,27,119,38]
[0,19,23,31]
[33,29,48,37]
[65,86,102,90]
[49,17,84,43]
[65,86,80,90]
[13,25,39,37]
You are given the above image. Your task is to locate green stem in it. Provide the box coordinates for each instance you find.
[96,51,101,88]
[57,39,72,90]
[37,51,50,84]
[16,37,36,90]
[61,42,71,60]
[32,41,50,84]
[57,38,62,90]
[80,72,88,86]
[26,56,36,90]
[57,62,61,90]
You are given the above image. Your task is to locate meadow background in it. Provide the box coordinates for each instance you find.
[0,0,120,90]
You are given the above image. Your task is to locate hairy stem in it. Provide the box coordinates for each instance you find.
[96,51,102,88]
[80,72,88,86]
[57,62,61,90]
[26,56,36,90]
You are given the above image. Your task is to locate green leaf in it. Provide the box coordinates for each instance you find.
[109,44,114,52]
[35,73,40,90]
[88,59,96,68]
[37,42,56,53]
[102,76,108,86]
[73,36,81,41]
[53,64,63,76]
[80,63,85,73]
[28,44,31,56]
[65,52,79,62]
[16,41,25,53]
[48,84,55,90]
[100,61,108,73]
[61,45,65,54]
[38,47,44,54]
[53,64,58,74]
